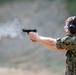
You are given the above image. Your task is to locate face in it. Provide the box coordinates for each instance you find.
[64,16,76,35]
[64,18,72,35]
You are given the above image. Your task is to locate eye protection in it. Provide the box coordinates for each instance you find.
[64,26,68,29]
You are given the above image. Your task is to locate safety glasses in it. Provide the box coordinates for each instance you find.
[64,26,68,29]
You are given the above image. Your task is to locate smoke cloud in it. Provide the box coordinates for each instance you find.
[0,18,23,39]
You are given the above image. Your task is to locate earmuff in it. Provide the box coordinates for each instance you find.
[69,16,76,34]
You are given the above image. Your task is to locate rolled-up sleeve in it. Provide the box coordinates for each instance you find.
[56,38,63,49]
[56,36,76,50]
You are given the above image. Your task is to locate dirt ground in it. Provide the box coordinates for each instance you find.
[0,68,62,75]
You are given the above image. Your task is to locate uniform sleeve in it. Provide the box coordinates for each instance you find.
[56,36,76,50]
[56,38,63,49]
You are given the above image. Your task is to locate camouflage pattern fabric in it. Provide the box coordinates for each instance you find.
[56,35,76,75]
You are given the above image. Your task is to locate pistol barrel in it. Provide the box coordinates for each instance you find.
[22,29,37,33]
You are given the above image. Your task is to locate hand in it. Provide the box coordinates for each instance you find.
[29,32,40,42]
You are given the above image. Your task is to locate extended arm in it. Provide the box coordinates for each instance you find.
[37,36,66,52]
[29,32,67,52]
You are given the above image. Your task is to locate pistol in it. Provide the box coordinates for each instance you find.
[22,29,37,34]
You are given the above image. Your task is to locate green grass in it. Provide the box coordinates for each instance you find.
[66,0,76,16]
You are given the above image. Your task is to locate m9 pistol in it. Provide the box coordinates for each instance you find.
[22,29,37,34]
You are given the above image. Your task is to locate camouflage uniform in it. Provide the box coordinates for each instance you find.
[56,35,76,75]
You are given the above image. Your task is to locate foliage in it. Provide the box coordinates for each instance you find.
[0,0,16,5]
[0,0,35,5]
[0,0,52,5]
[66,0,76,16]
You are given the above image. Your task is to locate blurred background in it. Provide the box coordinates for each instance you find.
[0,0,75,75]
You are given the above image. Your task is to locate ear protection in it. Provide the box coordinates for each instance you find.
[69,16,76,34]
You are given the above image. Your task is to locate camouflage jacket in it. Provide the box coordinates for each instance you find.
[56,35,76,75]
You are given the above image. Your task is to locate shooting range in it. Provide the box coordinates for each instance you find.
[0,0,74,75]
